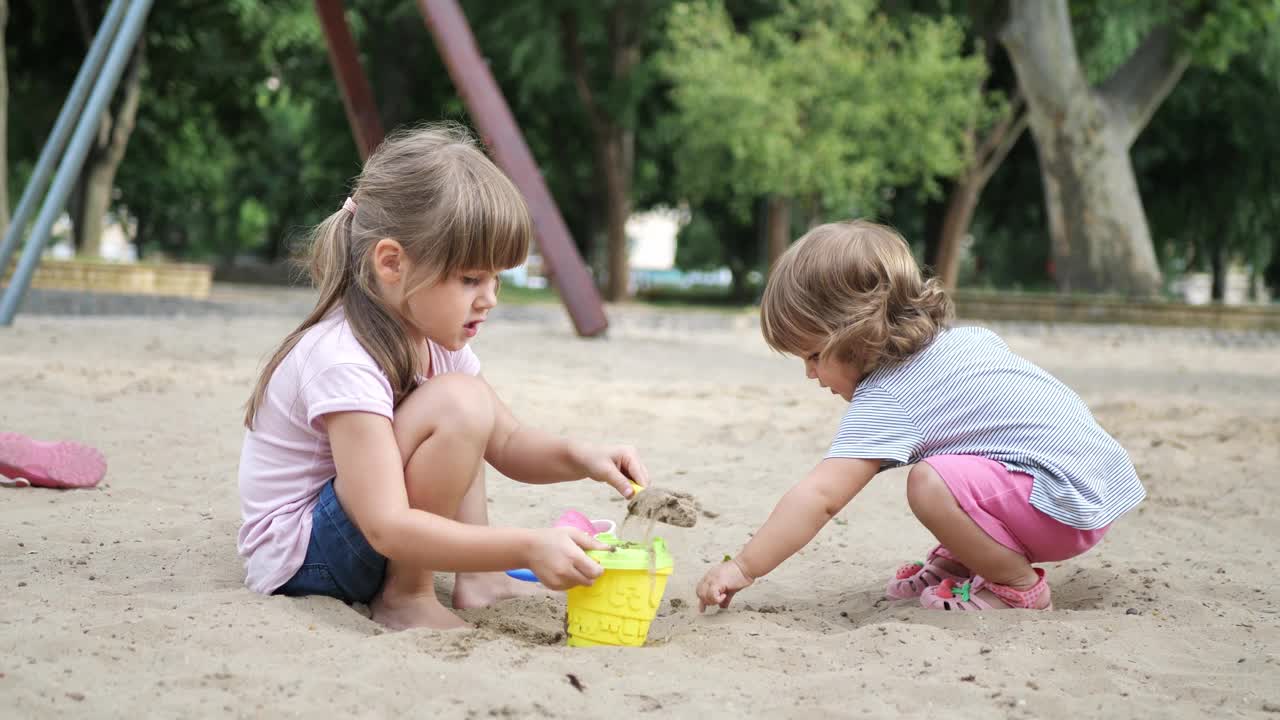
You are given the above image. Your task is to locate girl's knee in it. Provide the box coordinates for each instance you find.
[906,462,948,516]
[427,374,494,433]
[394,374,495,447]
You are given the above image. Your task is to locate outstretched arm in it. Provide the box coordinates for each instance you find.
[327,409,611,589]
[698,457,880,611]
[480,375,648,497]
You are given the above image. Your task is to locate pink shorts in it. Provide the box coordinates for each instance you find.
[921,455,1108,563]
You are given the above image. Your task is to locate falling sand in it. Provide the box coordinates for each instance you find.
[619,487,700,597]
[625,487,700,528]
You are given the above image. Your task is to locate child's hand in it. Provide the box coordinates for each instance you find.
[526,527,611,590]
[696,559,755,612]
[572,443,650,498]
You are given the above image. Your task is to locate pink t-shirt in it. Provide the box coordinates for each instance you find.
[236,307,480,594]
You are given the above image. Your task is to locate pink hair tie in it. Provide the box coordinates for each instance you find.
[342,196,358,215]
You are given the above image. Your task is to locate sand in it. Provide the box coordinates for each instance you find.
[2,294,1279,718]
[627,487,701,529]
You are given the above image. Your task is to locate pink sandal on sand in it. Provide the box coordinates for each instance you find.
[886,545,970,600]
[0,433,107,489]
[920,567,1052,611]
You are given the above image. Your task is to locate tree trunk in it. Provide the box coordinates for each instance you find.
[74,40,145,257]
[765,195,791,270]
[600,131,632,301]
[1210,243,1226,302]
[0,0,8,236]
[560,6,641,302]
[933,4,1028,290]
[370,14,416,129]
[1248,244,1262,302]
[132,206,148,260]
[1001,0,1191,296]
[728,257,749,303]
[1036,109,1164,294]
[935,95,1028,290]
[77,164,115,257]
[936,180,978,289]
[804,195,822,231]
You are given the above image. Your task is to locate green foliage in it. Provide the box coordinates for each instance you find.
[1063,0,1280,296]
[1183,0,1280,72]
[1136,24,1280,293]
[657,0,992,221]
[673,210,724,271]
[5,0,1277,300]
[1070,0,1280,81]
[672,197,760,300]
[110,0,351,259]
[466,0,671,263]
[6,1,89,197]
[1069,0,1167,84]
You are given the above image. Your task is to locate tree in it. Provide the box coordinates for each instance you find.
[69,1,145,257]
[933,92,1025,290]
[6,1,149,257]
[658,0,989,273]
[1136,35,1280,301]
[463,0,602,268]
[115,0,358,261]
[674,197,762,302]
[559,2,650,301]
[7,0,100,251]
[928,1,1027,290]
[464,0,672,301]
[999,0,1280,296]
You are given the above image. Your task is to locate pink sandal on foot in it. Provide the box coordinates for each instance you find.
[0,433,107,489]
[885,545,970,600]
[920,567,1052,611]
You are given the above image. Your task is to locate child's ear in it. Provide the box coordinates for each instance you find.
[372,238,405,285]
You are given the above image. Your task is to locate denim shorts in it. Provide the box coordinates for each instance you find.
[275,479,387,604]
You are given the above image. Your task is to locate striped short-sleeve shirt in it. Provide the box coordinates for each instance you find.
[826,326,1143,530]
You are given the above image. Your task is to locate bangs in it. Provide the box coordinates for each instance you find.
[436,162,532,277]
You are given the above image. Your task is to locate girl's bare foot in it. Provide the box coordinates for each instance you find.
[451,571,553,610]
[371,587,469,630]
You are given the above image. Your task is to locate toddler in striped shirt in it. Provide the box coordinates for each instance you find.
[696,220,1143,612]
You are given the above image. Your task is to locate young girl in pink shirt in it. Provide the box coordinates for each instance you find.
[237,126,647,630]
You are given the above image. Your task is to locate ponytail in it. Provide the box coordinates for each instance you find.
[245,124,533,428]
[243,209,357,429]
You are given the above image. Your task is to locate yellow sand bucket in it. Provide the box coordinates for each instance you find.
[565,533,674,647]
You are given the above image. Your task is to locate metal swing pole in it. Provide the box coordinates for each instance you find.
[314,0,385,160]
[0,0,155,326]
[0,0,130,275]
[417,0,609,337]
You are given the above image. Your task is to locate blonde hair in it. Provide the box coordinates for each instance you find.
[761,220,952,374]
[244,125,531,428]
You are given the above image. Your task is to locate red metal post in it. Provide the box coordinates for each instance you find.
[416,0,608,337]
[314,0,385,160]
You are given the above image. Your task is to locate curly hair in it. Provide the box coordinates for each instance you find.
[760,220,953,374]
